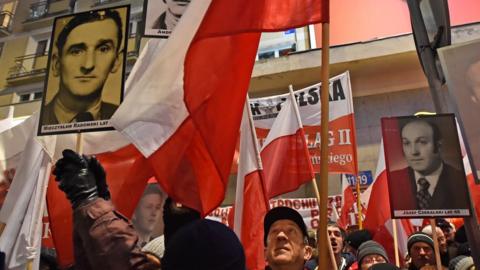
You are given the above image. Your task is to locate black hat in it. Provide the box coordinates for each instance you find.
[357,240,389,265]
[436,218,451,230]
[407,232,434,252]
[264,207,307,244]
[161,219,245,270]
[346,229,372,250]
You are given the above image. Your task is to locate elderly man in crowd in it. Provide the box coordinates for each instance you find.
[263,207,312,270]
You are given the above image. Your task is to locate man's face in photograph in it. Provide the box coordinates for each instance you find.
[401,121,442,175]
[165,0,190,16]
[54,18,121,98]
[133,193,163,234]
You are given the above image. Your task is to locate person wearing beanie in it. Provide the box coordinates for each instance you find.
[356,240,389,270]
[161,219,245,270]
[264,207,312,270]
[407,232,436,270]
[448,255,474,270]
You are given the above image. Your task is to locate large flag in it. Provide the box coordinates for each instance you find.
[363,142,414,262]
[111,0,329,215]
[233,99,269,270]
[261,89,315,198]
[0,114,56,270]
[339,174,355,228]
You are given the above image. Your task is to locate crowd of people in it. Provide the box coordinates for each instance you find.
[40,149,477,270]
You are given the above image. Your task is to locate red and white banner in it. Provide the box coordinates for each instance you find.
[209,196,363,229]
[249,72,358,175]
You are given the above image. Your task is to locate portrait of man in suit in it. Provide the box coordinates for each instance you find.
[39,7,128,135]
[383,115,471,218]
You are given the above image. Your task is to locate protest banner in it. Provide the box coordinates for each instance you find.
[208,196,363,229]
[245,71,357,174]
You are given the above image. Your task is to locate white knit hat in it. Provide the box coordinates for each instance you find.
[142,235,165,259]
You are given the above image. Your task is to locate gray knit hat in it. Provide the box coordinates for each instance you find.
[357,240,389,265]
[142,235,165,259]
[407,232,434,252]
[449,255,474,270]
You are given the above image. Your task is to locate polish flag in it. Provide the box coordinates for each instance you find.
[111,0,328,215]
[363,142,414,262]
[233,99,269,270]
[339,174,355,228]
[261,89,315,199]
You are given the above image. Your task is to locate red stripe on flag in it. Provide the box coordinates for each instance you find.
[241,170,268,270]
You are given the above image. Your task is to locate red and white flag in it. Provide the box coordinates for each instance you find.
[339,174,355,228]
[233,98,269,270]
[111,0,328,215]
[261,88,315,199]
[363,142,414,262]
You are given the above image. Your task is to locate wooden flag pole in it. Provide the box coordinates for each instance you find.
[355,176,363,229]
[318,21,331,270]
[76,133,84,154]
[392,219,400,267]
[430,219,443,270]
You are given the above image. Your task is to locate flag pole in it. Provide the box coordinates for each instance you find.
[76,133,84,154]
[290,84,336,269]
[318,21,331,270]
[288,85,322,204]
[430,219,443,270]
[392,219,400,267]
[355,176,363,229]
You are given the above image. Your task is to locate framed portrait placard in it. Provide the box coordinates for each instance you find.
[38,5,129,136]
[381,114,471,218]
[142,0,191,38]
[438,39,480,184]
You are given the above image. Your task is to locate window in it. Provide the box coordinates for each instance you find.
[258,51,275,60]
[33,92,43,100]
[19,93,31,102]
[18,91,43,103]
[36,39,48,55]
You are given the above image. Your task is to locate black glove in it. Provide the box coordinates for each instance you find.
[53,149,98,209]
[86,156,111,200]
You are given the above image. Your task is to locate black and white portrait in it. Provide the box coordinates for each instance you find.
[38,6,128,135]
[143,0,191,38]
[382,115,471,218]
